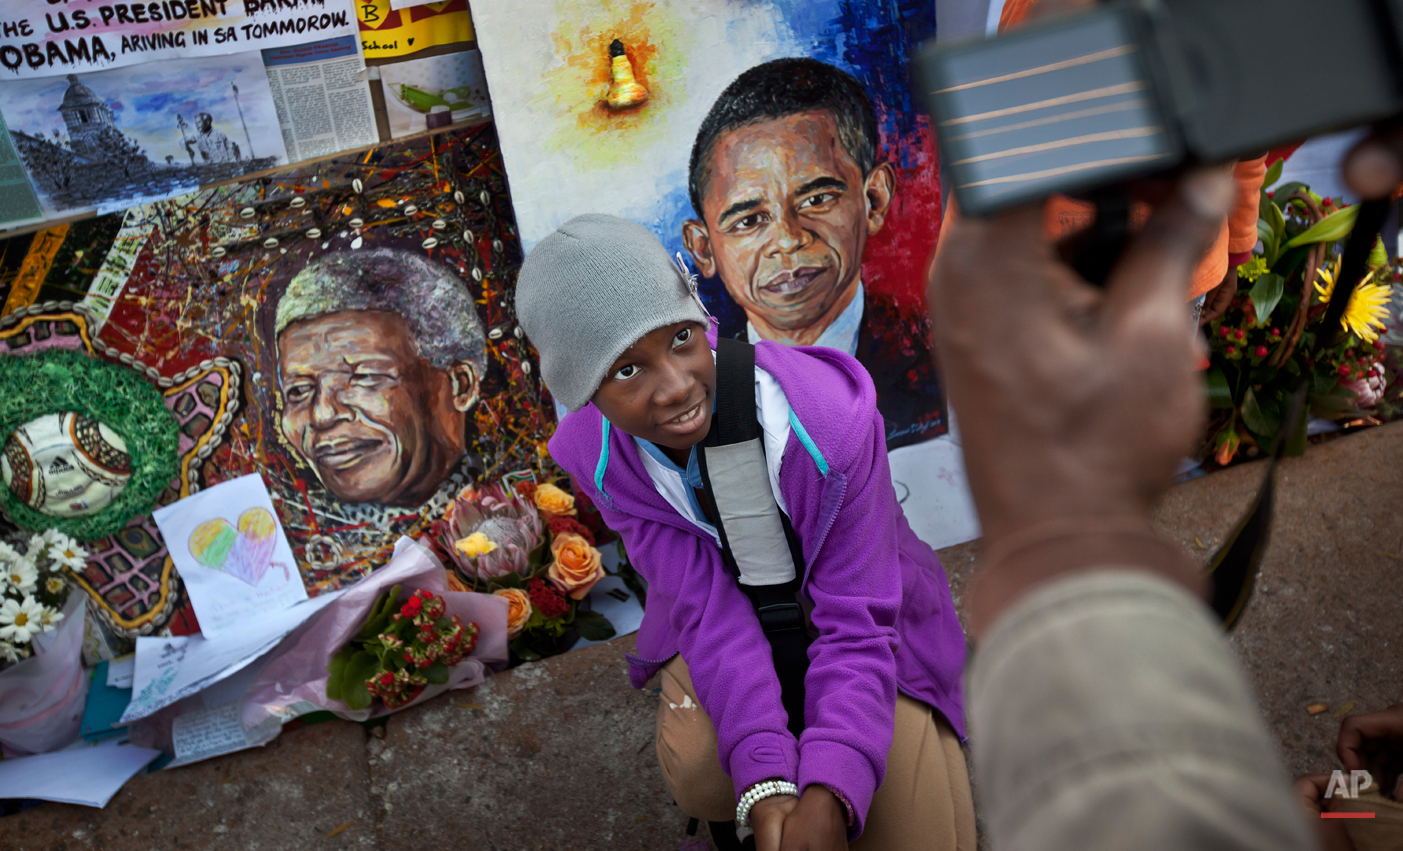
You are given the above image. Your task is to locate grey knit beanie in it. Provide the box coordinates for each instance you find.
[515,214,708,411]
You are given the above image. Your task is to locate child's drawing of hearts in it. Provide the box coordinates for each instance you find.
[189,507,278,586]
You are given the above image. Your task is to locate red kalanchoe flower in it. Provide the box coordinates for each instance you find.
[1339,363,1353,377]
[1254,345,1268,358]
[1219,325,1231,338]
[1226,346,1236,356]
[1234,328,1245,341]
[380,672,394,686]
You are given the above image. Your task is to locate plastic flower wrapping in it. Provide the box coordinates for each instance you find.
[1203,169,1403,467]
[0,531,81,668]
[428,481,616,662]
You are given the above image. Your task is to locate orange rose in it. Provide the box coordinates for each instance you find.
[534,482,577,517]
[494,587,532,638]
[547,532,604,600]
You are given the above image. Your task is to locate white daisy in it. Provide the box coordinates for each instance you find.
[44,575,66,596]
[49,540,88,572]
[0,542,19,565]
[0,639,17,664]
[36,605,62,631]
[39,528,69,550]
[0,596,47,644]
[25,533,45,559]
[3,559,37,594]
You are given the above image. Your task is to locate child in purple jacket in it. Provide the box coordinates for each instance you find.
[515,214,971,851]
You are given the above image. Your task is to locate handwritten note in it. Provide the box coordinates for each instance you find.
[154,474,308,640]
[121,591,340,723]
[169,701,252,767]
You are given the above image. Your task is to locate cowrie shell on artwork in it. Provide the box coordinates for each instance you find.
[432,219,447,230]
[263,237,279,248]
[239,207,256,219]
[210,246,227,258]
[462,229,475,243]
[479,190,490,206]
[471,267,483,281]
[349,218,364,228]
[454,190,465,204]
[492,239,504,253]
[289,196,306,208]
[306,228,322,239]
[522,361,532,375]
[352,178,364,193]
[404,204,418,215]
[422,237,439,250]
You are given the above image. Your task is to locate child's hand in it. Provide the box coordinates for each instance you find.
[752,786,847,851]
[749,793,799,850]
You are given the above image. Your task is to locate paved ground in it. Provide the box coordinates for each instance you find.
[7,423,1401,850]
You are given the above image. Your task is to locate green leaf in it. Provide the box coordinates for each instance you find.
[423,661,450,685]
[509,639,542,662]
[1241,387,1280,438]
[526,529,554,574]
[1262,157,1283,190]
[1284,204,1360,249]
[1205,367,1234,409]
[572,610,616,641]
[1271,181,1307,207]
[325,647,354,701]
[341,650,380,711]
[1367,235,1388,270]
[1248,273,1285,325]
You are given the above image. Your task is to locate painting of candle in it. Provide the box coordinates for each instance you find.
[154,473,308,640]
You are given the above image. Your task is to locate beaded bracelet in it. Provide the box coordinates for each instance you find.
[735,779,800,829]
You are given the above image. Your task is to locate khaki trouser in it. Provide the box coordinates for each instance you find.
[655,656,976,850]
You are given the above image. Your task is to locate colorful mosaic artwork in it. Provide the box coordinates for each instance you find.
[86,124,554,599]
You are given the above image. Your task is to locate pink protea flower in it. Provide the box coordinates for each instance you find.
[437,484,543,583]
[1343,361,1388,408]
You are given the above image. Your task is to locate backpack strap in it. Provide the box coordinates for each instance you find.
[696,337,812,738]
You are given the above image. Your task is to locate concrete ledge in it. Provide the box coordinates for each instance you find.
[8,716,377,851]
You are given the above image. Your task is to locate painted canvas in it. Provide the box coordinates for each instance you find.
[472,1,980,548]
[0,52,287,218]
[0,126,554,646]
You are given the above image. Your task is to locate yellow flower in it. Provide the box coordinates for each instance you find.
[534,483,577,517]
[1237,255,1268,283]
[1314,259,1391,344]
[453,532,498,559]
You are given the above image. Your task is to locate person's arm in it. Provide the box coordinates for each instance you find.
[786,402,904,840]
[926,169,1318,851]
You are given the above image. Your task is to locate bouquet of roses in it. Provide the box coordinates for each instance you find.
[432,482,615,662]
[0,530,83,669]
[326,585,479,710]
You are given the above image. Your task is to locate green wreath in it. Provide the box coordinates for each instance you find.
[0,349,179,542]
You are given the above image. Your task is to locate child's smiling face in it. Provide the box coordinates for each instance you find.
[683,110,893,340]
[591,321,715,462]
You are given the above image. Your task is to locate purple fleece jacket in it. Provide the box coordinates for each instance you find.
[547,329,966,835]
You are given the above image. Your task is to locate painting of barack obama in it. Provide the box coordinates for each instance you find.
[683,58,947,450]
[267,246,488,586]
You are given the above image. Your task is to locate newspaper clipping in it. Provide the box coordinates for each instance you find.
[262,35,376,163]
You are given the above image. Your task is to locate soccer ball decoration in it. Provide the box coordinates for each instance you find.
[1,412,132,518]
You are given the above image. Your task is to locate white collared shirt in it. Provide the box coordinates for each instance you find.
[747,281,864,356]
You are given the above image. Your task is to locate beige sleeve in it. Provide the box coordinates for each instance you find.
[968,571,1318,851]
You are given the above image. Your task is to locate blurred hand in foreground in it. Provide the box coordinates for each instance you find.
[928,170,1235,637]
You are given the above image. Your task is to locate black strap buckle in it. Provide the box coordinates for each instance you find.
[756,602,805,633]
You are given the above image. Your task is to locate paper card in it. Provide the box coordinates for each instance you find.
[120,592,341,724]
[154,473,308,640]
[106,654,135,689]
[167,701,254,768]
[0,745,160,807]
